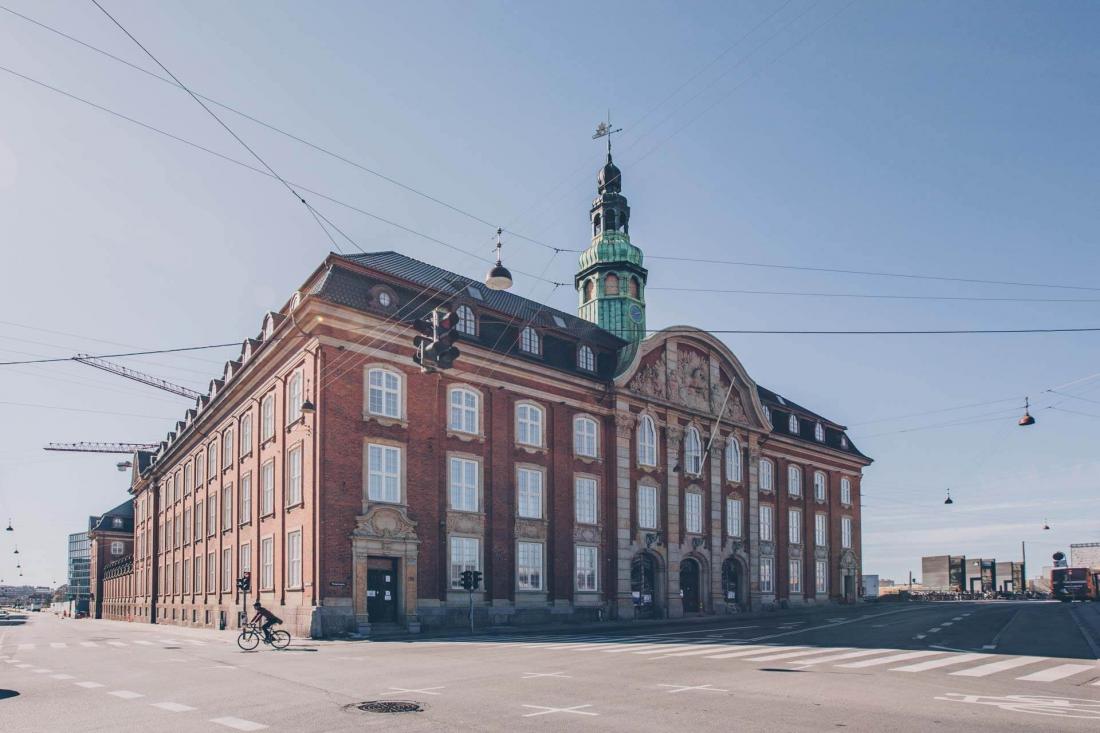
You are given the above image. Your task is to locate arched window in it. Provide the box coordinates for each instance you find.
[760,458,774,492]
[519,327,540,355]
[592,213,601,235]
[455,305,476,336]
[574,416,598,458]
[788,465,802,496]
[287,370,303,423]
[222,428,234,469]
[725,437,742,482]
[684,427,703,475]
[814,470,827,501]
[583,279,595,302]
[629,276,640,298]
[448,387,479,434]
[637,415,657,467]
[605,273,620,296]
[516,403,544,447]
[814,422,825,442]
[840,477,852,506]
[788,414,799,434]
[577,345,595,372]
[366,367,402,418]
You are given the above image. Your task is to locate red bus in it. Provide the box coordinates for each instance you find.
[1051,566,1099,601]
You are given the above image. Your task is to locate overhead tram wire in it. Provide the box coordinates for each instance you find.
[0,4,573,255]
[645,287,1100,303]
[0,341,244,367]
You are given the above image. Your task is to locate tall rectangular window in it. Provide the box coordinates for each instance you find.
[760,505,774,542]
[207,444,218,480]
[516,403,544,447]
[182,558,190,594]
[787,465,801,496]
[788,508,801,545]
[194,502,202,541]
[261,394,275,441]
[287,445,303,506]
[287,370,303,424]
[685,492,703,534]
[182,508,190,545]
[517,541,543,591]
[367,368,401,418]
[517,468,543,519]
[240,413,252,456]
[240,473,252,524]
[183,464,191,496]
[207,550,216,593]
[448,389,479,434]
[449,537,479,588]
[815,560,828,594]
[575,545,598,591]
[173,561,180,594]
[240,543,251,574]
[840,477,852,506]
[814,471,827,501]
[448,457,478,512]
[841,516,852,549]
[287,529,302,589]
[574,477,597,525]
[260,537,274,590]
[223,429,234,469]
[815,513,827,547]
[194,555,202,594]
[223,485,233,530]
[760,557,774,593]
[789,559,802,594]
[193,456,202,488]
[760,459,773,491]
[367,444,401,503]
[638,485,658,530]
[174,516,181,549]
[207,494,217,537]
[573,417,598,458]
[222,547,232,592]
[726,498,742,538]
[261,460,275,515]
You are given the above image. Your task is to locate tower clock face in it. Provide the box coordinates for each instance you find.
[628,304,644,324]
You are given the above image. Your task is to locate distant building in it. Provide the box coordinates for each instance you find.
[861,574,879,597]
[86,500,134,620]
[965,558,996,593]
[67,531,91,614]
[922,555,965,592]
[1069,543,1100,569]
[994,561,1024,592]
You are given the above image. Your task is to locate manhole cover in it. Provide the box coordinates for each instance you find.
[355,700,423,714]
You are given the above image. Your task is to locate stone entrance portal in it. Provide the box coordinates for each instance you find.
[351,505,420,635]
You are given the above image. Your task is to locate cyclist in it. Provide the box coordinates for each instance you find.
[250,601,283,642]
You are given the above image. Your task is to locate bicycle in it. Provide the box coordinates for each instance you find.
[237,621,291,651]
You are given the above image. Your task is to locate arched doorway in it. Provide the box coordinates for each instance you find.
[680,558,702,613]
[631,552,660,619]
[722,556,744,610]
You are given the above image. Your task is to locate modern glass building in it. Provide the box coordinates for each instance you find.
[68,531,91,614]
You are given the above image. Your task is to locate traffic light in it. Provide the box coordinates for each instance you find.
[410,309,460,372]
[460,570,474,591]
[411,314,435,372]
[236,572,251,592]
[471,570,483,591]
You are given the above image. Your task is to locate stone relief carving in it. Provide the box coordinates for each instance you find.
[713,373,748,422]
[446,512,484,536]
[628,355,667,400]
[760,541,774,556]
[814,545,828,560]
[670,347,710,412]
[573,525,600,544]
[354,504,418,540]
[514,518,547,540]
[614,411,637,430]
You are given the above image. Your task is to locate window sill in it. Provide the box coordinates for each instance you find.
[239,520,251,528]
[260,436,277,450]
[574,453,600,463]
[363,413,407,428]
[285,416,306,432]
[260,512,275,520]
[285,501,305,511]
[239,452,252,462]
[446,429,484,443]
[638,463,660,474]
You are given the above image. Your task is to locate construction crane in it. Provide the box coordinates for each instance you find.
[44,442,158,453]
[73,354,202,399]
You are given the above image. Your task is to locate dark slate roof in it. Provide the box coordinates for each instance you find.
[134,450,154,473]
[323,251,623,346]
[88,499,134,534]
[756,385,868,461]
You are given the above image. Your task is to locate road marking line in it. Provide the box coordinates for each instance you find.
[743,608,921,643]
[50,642,67,649]
[380,686,444,696]
[105,641,127,647]
[1015,663,1097,682]
[51,673,75,680]
[914,635,927,640]
[601,643,673,653]
[658,683,729,693]
[80,641,99,648]
[654,645,733,658]
[837,651,941,668]
[133,640,154,646]
[109,690,144,699]
[210,716,269,731]
[15,663,32,668]
[152,701,197,712]
[748,648,849,662]
[521,671,571,679]
[18,643,34,650]
[941,622,953,627]
[982,644,996,650]
[952,617,963,621]
[704,645,787,660]
[75,681,104,688]
[521,704,598,717]
[32,668,51,674]
[891,653,987,672]
[157,639,182,645]
[950,656,1045,677]
[636,643,721,656]
[928,627,942,633]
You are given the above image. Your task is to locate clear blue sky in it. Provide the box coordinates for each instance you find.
[1,1,1097,587]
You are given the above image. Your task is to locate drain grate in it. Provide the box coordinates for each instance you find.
[355,700,423,714]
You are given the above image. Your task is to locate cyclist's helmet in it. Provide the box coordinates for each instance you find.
[252,601,261,609]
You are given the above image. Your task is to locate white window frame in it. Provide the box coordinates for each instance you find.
[287,529,302,589]
[448,387,480,434]
[788,465,801,497]
[222,484,233,530]
[448,456,479,512]
[223,429,234,469]
[222,547,233,592]
[516,541,544,591]
[261,460,275,515]
[788,414,799,434]
[638,484,658,530]
[840,477,852,506]
[684,427,703,475]
[685,491,703,534]
[789,559,802,594]
[577,344,595,372]
[240,472,252,524]
[573,416,598,458]
[455,305,476,336]
[519,326,540,355]
[240,543,251,575]
[515,402,544,447]
[110,541,124,556]
[366,367,402,419]
[287,444,303,506]
[814,471,827,501]
[287,369,303,424]
[760,458,774,492]
[760,504,774,542]
[815,560,828,593]
[788,508,801,545]
[207,550,216,593]
[814,422,825,442]
[260,537,274,590]
[449,536,479,589]
[261,394,275,441]
[814,513,827,547]
[366,443,402,504]
[207,494,217,537]
[637,415,657,467]
[760,557,774,593]
[517,467,544,519]
[207,443,218,479]
[726,438,742,482]
[574,476,597,525]
[575,545,598,592]
[240,413,252,457]
[194,555,202,595]
[726,497,742,538]
[841,516,853,549]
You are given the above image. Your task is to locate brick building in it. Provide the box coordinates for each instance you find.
[86,500,133,620]
[119,151,870,638]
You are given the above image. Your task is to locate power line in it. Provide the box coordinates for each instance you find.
[651,326,1100,335]
[646,287,1100,303]
[0,400,176,420]
[0,342,240,367]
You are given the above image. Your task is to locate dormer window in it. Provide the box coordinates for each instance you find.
[112,517,123,529]
[762,404,771,424]
[577,345,595,372]
[519,327,540,355]
[840,435,849,449]
[455,305,476,336]
[290,291,301,311]
[262,314,275,340]
[788,414,799,434]
[814,422,825,442]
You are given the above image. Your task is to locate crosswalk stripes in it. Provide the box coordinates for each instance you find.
[105,641,127,647]
[748,647,851,662]
[1015,663,1096,682]
[949,656,1043,677]
[837,651,941,668]
[789,649,885,666]
[80,641,99,647]
[50,642,67,649]
[891,653,987,672]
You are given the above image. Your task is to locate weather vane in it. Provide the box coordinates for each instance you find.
[593,112,622,155]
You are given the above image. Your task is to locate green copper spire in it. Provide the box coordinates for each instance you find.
[575,146,648,363]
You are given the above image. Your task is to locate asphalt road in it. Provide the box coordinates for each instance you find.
[2,601,1099,731]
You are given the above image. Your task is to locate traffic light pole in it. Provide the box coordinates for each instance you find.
[468,587,474,633]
